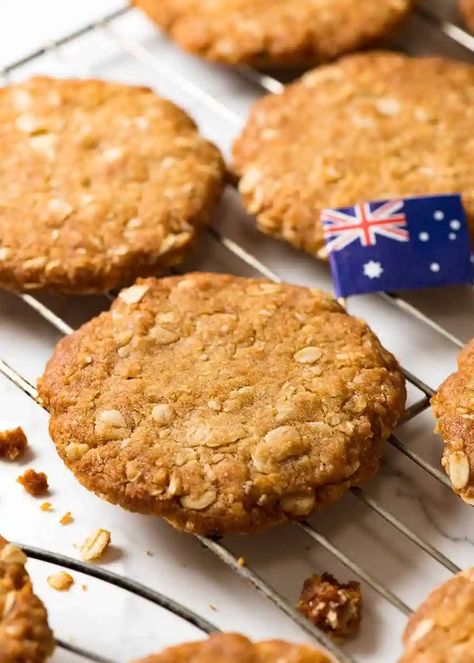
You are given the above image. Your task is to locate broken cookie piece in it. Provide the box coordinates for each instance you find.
[17,470,49,497]
[297,572,362,640]
[0,427,28,460]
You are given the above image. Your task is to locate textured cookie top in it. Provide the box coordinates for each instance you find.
[39,273,405,535]
[0,536,55,663]
[400,568,474,663]
[460,0,474,32]
[233,52,474,258]
[0,77,224,294]
[432,339,474,505]
[134,633,333,662]
[134,0,411,68]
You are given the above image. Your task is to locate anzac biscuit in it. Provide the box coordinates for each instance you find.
[38,273,405,536]
[133,0,411,68]
[400,568,474,662]
[0,77,225,294]
[432,339,474,505]
[0,536,55,663]
[233,52,474,258]
[460,0,474,32]
[134,633,333,662]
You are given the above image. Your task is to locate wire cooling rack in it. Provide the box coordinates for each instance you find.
[0,3,473,662]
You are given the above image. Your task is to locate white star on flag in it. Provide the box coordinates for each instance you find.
[363,261,384,279]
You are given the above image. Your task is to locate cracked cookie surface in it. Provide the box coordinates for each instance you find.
[400,568,474,663]
[432,339,474,505]
[133,0,411,68]
[233,52,474,258]
[460,0,474,32]
[39,273,405,535]
[0,77,225,294]
[134,633,333,662]
[0,536,54,663]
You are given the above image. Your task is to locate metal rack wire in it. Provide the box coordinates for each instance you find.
[0,3,473,662]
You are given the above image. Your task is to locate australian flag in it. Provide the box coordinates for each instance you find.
[322,194,473,298]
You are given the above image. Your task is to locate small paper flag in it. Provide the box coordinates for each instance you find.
[322,194,473,298]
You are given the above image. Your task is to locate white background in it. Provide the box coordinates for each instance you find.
[0,2,473,662]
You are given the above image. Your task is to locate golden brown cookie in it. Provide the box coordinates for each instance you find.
[39,273,405,536]
[134,632,333,662]
[460,0,474,32]
[0,77,225,294]
[233,52,474,259]
[133,0,411,68]
[400,568,474,663]
[0,536,55,663]
[432,339,474,505]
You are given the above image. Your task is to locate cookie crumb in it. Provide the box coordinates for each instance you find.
[81,584,88,592]
[0,426,28,460]
[47,571,74,591]
[59,511,73,526]
[237,557,245,567]
[146,550,154,557]
[40,501,52,512]
[80,528,111,561]
[297,573,362,640]
[17,469,48,496]
[209,603,217,612]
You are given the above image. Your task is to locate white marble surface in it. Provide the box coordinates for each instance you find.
[0,2,473,662]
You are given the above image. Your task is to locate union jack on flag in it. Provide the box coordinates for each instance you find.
[322,200,410,253]
[321,194,473,298]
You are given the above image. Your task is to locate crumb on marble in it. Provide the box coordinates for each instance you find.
[17,469,48,496]
[80,528,111,561]
[47,571,74,591]
[0,426,28,460]
[59,511,73,526]
[297,572,362,640]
